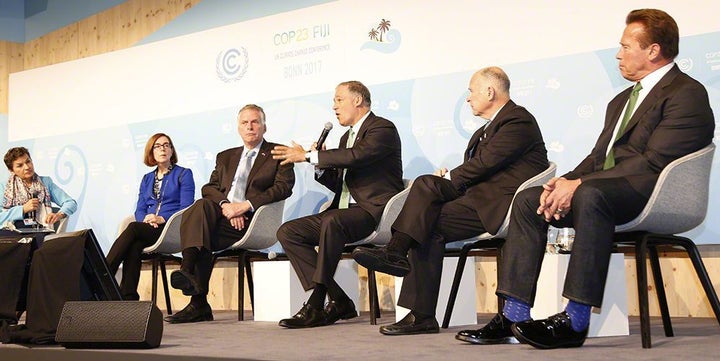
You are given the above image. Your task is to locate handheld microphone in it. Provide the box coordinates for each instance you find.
[29,191,39,223]
[316,122,333,150]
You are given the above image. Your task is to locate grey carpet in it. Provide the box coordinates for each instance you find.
[2,311,719,360]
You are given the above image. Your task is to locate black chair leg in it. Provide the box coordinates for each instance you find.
[151,259,159,306]
[442,243,473,329]
[648,244,673,337]
[159,259,172,315]
[245,256,254,316]
[368,270,379,325]
[238,251,246,321]
[680,239,720,326]
[496,248,505,313]
[635,239,653,348]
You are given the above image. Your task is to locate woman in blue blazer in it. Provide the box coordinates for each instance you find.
[106,133,195,300]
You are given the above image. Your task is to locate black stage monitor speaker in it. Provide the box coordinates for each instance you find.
[44,229,123,301]
[55,301,163,349]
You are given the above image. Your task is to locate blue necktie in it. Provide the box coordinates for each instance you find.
[232,150,256,202]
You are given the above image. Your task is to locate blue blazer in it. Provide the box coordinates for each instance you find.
[135,165,195,221]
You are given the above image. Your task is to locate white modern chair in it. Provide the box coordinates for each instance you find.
[613,144,720,348]
[213,200,286,321]
[117,207,187,314]
[441,162,557,328]
[315,179,413,324]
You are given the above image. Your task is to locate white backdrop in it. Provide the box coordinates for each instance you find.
[5,0,720,249]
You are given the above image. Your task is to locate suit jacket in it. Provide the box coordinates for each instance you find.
[451,100,549,234]
[564,65,715,197]
[316,112,404,222]
[135,165,195,221]
[202,140,295,210]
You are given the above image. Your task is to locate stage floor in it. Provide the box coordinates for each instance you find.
[2,311,719,361]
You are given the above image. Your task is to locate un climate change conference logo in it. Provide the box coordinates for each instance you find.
[677,58,693,72]
[216,47,249,82]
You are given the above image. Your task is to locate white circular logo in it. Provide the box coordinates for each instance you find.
[677,58,693,72]
[577,104,594,118]
[216,47,249,82]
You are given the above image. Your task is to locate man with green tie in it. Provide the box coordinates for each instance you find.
[271,80,403,328]
[455,8,715,349]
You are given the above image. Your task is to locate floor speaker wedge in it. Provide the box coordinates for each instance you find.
[55,301,163,349]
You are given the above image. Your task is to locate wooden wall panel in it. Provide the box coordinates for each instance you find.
[0,40,24,113]
[21,0,200,71]
[1,0,200,115]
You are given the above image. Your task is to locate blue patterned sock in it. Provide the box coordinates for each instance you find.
[565,300,591,332]
[502,296,531,323]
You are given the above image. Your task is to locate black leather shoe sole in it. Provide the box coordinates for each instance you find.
[353,249,409,277]
[171,270,203,296]
[164,312,214,324]
[510,324,585,349]
[326,309,358,325]
[278,319,325,329]
[380,324,439,335]
[455,333,519,345]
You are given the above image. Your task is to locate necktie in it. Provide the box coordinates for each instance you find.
[338,127,356,209]
[232,150,256,202]
[604,82,643,170]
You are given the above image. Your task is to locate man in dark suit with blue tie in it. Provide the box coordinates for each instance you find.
[456,9,715,349]
[271,81,404,328]
[165,104,295,323]
[353,67,549,335]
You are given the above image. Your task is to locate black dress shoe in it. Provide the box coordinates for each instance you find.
[164,302,214,324]
[170,269,205,296]
[456,313,520,345]
[352,247,410,277]
[511,311,588,349]
[379,312,439,335]
[278,303,326,328]
[324,299,358,325]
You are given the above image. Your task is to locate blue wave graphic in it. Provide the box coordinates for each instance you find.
[360,29,401,53]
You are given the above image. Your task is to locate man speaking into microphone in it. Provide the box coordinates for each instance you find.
[271,80,403,328]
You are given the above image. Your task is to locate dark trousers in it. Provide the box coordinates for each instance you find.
[278,206,375,290]
[179,198,249,295]
[393,175,487,315]
[497,178,647,307]
[106,222,164,300]
[0,231,46,321]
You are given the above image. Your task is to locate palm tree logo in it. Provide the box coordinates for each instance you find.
[368,28,379,41]
[369,19,391,42]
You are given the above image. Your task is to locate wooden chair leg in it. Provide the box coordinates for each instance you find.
[442,243,473,328]
[159,259,172,315]
[648,244,673,337]
[635,239,653,348]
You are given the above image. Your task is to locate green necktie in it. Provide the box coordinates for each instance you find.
[604,82,643,170]
[338,127,356,209]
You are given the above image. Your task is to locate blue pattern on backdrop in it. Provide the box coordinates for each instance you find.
[1,31,719,251]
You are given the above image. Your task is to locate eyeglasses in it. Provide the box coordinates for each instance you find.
[153,143,172,150]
